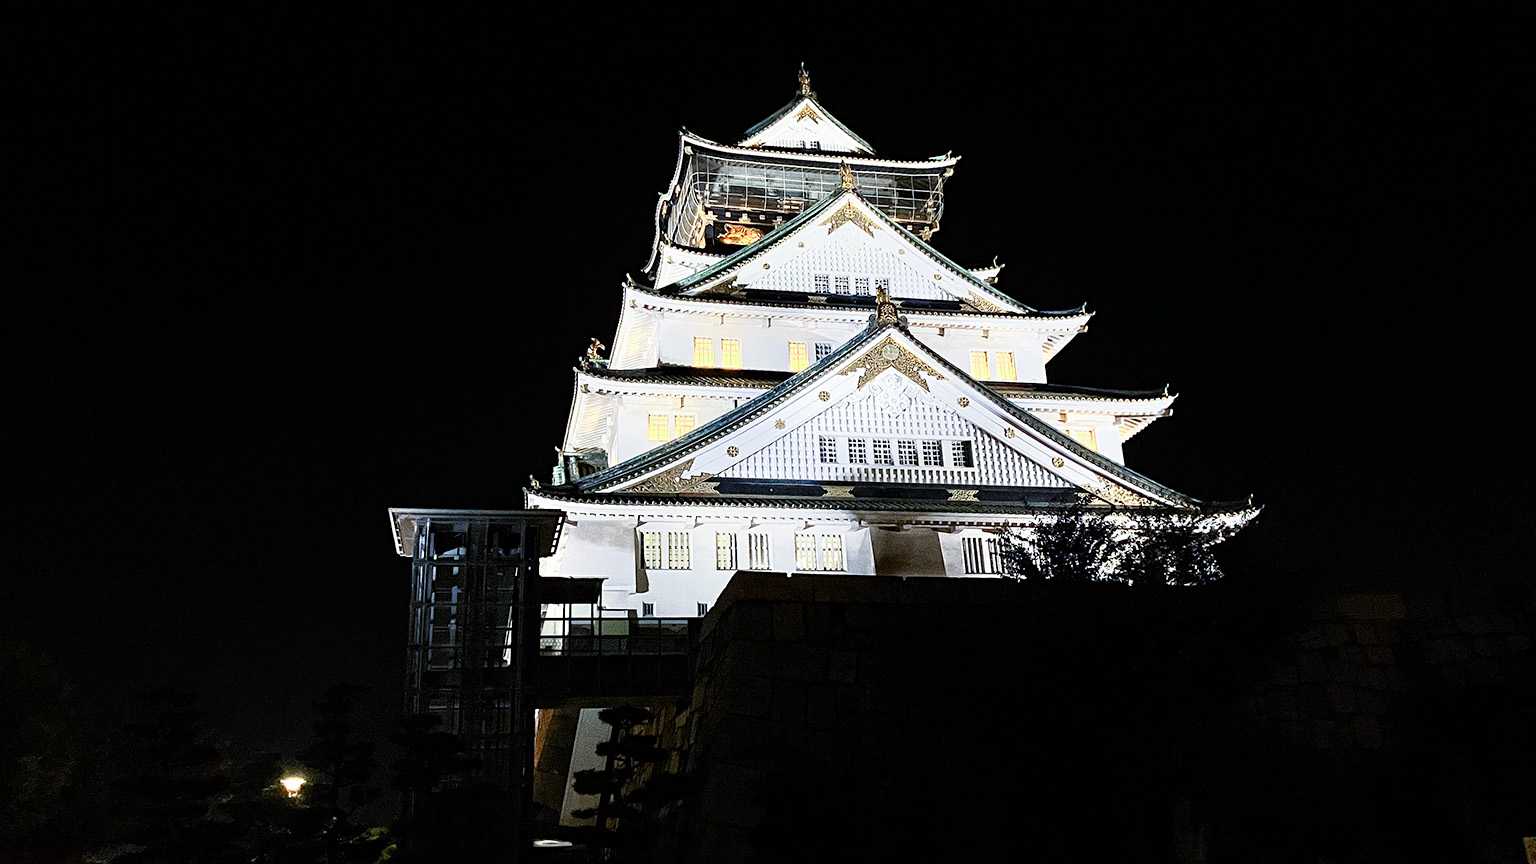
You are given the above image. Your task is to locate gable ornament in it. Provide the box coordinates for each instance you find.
[837,335,946,391]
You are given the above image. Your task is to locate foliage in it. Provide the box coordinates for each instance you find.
[571,706,693,863]
[999,504,1232,586]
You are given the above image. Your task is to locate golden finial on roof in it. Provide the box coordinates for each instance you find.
[839,160,855,190]
[798,63,812,97]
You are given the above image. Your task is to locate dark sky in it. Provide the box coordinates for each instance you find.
[7,12,1529,753]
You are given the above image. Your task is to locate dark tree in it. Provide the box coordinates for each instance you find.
[296,684,378,863]
[114,689,237,863]
[571,706,689,863]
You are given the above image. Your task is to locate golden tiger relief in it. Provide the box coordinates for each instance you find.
[717,224,763,246]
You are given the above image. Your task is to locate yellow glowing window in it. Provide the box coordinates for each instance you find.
[970,351,989,379]
[647,414,671,442]
[788,342,809,372]
[794,534,818,570]
[1068,428,1098,451]
[820,536,845,571]
[673,414,695,437]
[996,352,1017,381]
[715,533,736,570]
[721,339,741,369]
[693,337,714,368]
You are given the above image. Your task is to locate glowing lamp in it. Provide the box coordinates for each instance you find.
[280,775,306,798]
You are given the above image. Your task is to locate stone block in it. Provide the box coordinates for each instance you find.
[1273,663,1299,686]
[828,650,858,684]
[1424,638,1471,663]
[806,685,837,729]
[1355,688,1387,716]
[772,603,805,641]
[1296,651,1328,682]
[1465,659,1501,684]
[698,763,768,829]
[1473,637,1504,658]
[1353,715,1384,749]
[1489,614,1517,633]
[1314,720,1353,750]
[730,602,775,641]
[1427,618,1458,636]
[1507,635,1533,653]
[1328,683,1357,714]
[1354,623,1378,645]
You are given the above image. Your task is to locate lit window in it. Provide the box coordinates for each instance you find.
[820,536,845,571]
[1068,429,1098,451]
[694,337,714,367]
[962,537,1002,574]
[716,533,736,570]
[647,414,671,442]
[873,440,893,464]
[721,339,742,369]
[795,534,818,570]
[819,436,838,463]
[847,438,867,463]
[921,440,943,466]
[948,440,974,468]
[673,415,696,437]
[668,532,691,569]
[815,342,833,361]
[897,440,919,465]
[788,342,809,372]
[642,531,691,570]
[996,352,1017,381]
[853,277,870,294]
[833,276,851,294]
[642,602,655,617]
[642,533,664,569]
[814,274,831,293]
[748,534,770,570]
[970,351,989,379]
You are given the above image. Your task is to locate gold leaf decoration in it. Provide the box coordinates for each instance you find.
[726,446,739,457]
[821,485,854,499]
[968,292,1005,313]
[1081,480,1155,508]
[838,336,946,391]
[1051,457,1064,468]
[948,488,979,501]
[698,275,742,296]
[624,459,717,495]
[957,397,969,407]
[774,419,785,429]
[794,104,821,123]
[820,202,879,236]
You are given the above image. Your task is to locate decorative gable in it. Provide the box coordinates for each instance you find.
[737,97,872,155]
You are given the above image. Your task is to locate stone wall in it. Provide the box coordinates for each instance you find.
[616,573,1533,863]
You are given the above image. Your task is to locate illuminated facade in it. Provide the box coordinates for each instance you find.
[526,68,1257,822]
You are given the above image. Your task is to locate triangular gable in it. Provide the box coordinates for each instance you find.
[673,190,1035,315]
[574,320,1198,509]
[738,96,875,155]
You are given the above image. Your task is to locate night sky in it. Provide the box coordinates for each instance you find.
[7,12,1528,755]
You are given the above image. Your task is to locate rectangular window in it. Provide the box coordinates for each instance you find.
[673,414,696,437]
[815,342,833,361]
[873,277,889,295]
[1068,428,1098,451]
[694,337,714,368]
[668,532,691,569]
[921,440,943,466]
[996,352,1017,381]
[697,602,709,616]
[788,342,809,372]
[715,533,736,570]
[748,534,770,570]
[873,440,893,464]
[897,440,919,465]
[820,535,845,571]
[833,276,851,294]
[847,438,867,463]
[962,537,1002,574]
[642,602,655,617]
[819,436,838,463]
[642,533,664,569]
[970,350,989,379]
[948,440,974,468]
[795,534,818,570]
[647,414,670,442]
[853,277,871,294]
[814,273,831,293]
[721,338,742,369]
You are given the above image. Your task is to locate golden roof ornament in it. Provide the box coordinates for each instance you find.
[839,160,856,190]
[798,63,813,97]
[875,285,899,324]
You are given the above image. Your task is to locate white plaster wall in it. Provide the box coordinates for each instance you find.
[611,396,737,464]
[911,328,1048,383]
[655,316,863,372]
